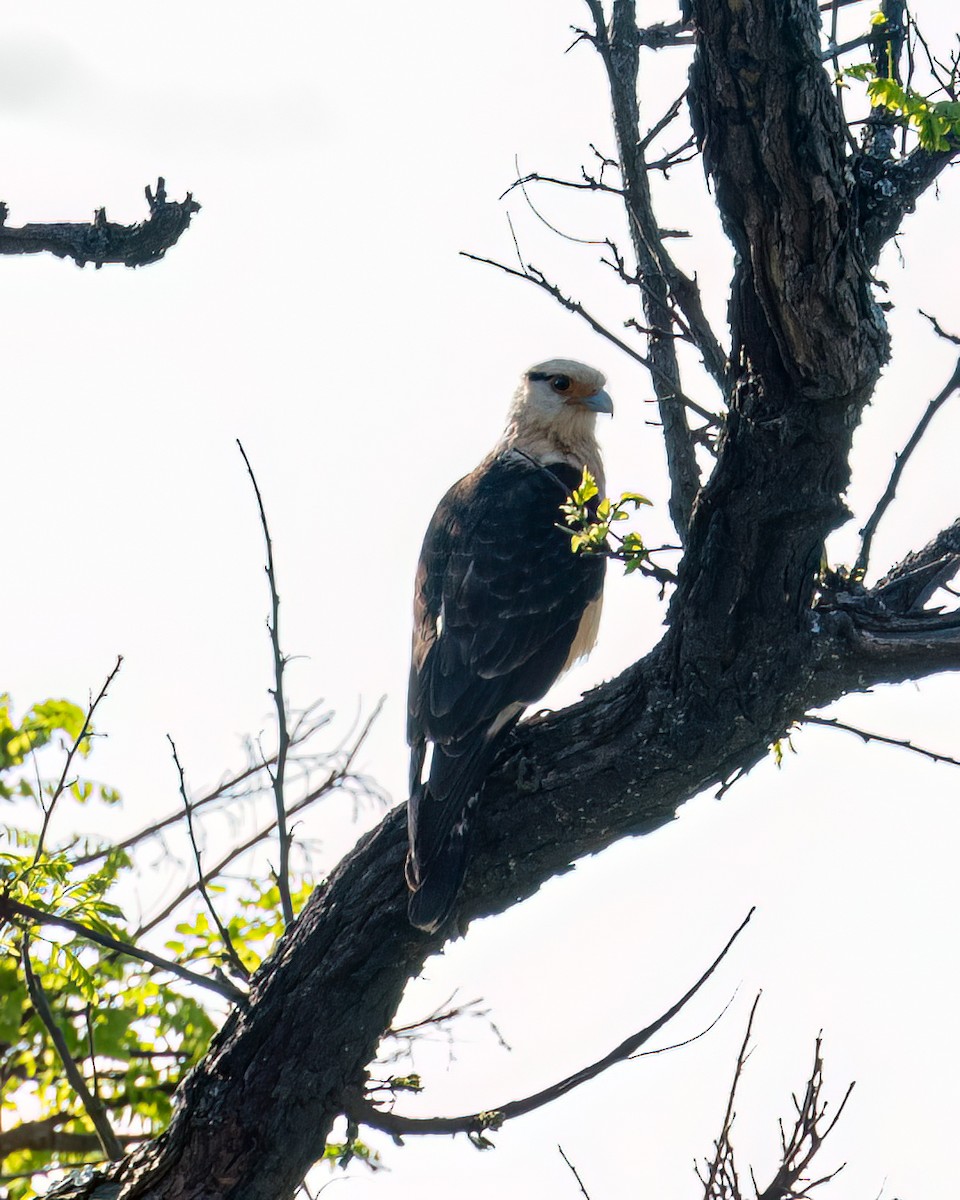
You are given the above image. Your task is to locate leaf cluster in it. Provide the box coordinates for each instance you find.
[560,467,653,574]
[843,62,960,151]
[0,697,294,1197]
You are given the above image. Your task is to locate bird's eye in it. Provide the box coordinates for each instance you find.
[552,374,571,392]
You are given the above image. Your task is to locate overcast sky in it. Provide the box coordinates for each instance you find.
[4,2,960,1198]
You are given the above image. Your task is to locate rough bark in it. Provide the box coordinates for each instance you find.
[45,2,960,1197]
[0,179,198,269]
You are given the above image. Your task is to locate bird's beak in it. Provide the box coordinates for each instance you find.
[581,388,614,415]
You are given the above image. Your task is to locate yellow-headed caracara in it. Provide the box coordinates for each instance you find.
[406,359,612,932]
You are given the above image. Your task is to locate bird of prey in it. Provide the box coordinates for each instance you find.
[405,359,613,932]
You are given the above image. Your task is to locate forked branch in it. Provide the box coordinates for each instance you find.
[698,996,853,1199]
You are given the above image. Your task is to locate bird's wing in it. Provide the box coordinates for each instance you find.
[407,450,605,878]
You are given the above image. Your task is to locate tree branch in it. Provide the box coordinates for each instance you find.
[855,355,960,577]
[460,251,719,427]
[586,0,705,538]
[347,910,752,1143]
[803,714,960,768]
[132,700,383,939]
[237,440,294,926]
[72,704,334,867]
[0,1114,146,1156]
[3,898,245,1003]
[0,179,199,269]
[34,656,123,865]
[168,735,250,981]
[21,941,124,1162]
[858,144,960,267]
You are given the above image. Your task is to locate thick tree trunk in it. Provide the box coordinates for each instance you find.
[48,2,960,1197]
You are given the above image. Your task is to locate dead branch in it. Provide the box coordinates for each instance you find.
[698,993,760,1199]
[698,998,853,1200]
[754,1040,854,1199]
[0,179,198,269]
[584,0,702,537]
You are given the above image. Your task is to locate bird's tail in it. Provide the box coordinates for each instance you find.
[405,782,473,933]
[406,828,469,933]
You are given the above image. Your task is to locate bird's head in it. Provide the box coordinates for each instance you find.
[519,359,613,422]
[499,358,612,482]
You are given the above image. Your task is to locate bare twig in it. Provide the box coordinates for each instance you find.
[237,440,294,926]
[639,92,687,151]
[347,910,754,1143]
[698,993,760,1198]
[73,706,333,867]
[21,939,124,1161]
[558,1146,593,1199]
[499,170,622,201]
[460,251,719,427]
[134,700,383,938]
[699,997,853,1200]
[3,897,245,1003]
[920,310,960,345]
[0,179,199,268]
[34,656,123,866]
[167,735,250,980]
[803,714,960,768]
[754,1040,854,1200]
[381,992,510,1066]
[508,156,609,245]
[855,356,960,577]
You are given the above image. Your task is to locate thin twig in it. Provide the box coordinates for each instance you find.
[855,356,960,576]
[499,170,622,201]
[348,909,754,1141]
[919,310,960,345]
[21,938,124,1161]
[699,993,761,1198]
[639,92,687,151]
[803,714,960,768]
[460,251,718,426]
[558,1146,592,1199]
[134,701,383,938]
[33,656,123,865]
[73,706,332,867]
[4,897,245,1003]
[237,440,294,926]
[509,156,609,246]
[168,735,250,980]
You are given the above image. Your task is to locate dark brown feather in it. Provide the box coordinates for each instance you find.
[406,450,604,925]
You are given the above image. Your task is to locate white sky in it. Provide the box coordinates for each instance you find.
[3,2,960,1198]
